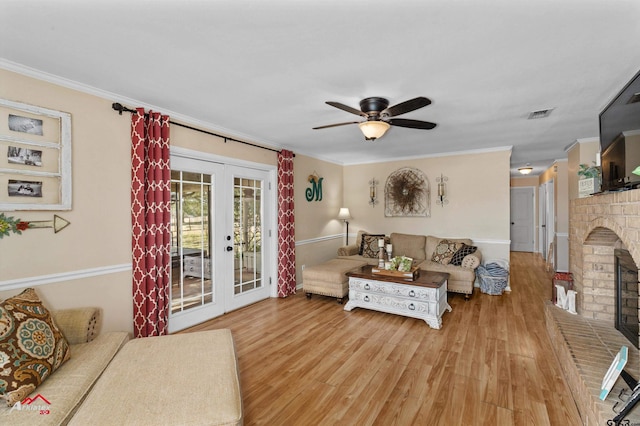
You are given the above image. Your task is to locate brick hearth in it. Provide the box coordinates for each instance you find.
[549,188,640,424]
[546,301,640,425]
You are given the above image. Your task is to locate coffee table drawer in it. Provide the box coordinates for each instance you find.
[349,278,437,300]
[349,290,438,315]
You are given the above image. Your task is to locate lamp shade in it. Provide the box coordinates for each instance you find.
[358,121,390,140]
[337,207,352,220]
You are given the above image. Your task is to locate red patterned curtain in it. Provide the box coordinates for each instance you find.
[131,108,171,338]
[277,150,296,297]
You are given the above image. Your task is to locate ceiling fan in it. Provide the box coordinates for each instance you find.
[313,96,436,140]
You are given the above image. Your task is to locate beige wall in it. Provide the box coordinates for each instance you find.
[292,149,513,283]
[626,132,640,174]
[0,69,278,333]
[1,68,514,330]
[170,122,278,167]
[538,161,569,233]
[555,161,569,234]
[539,160,570,270]
[510,176,539,187]
[342,149,512,262]
[293,154,345,281]
[0,68,134,333]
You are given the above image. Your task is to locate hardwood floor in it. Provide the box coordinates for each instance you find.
[183,252,582,425]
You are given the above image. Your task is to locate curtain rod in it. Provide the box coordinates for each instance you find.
[111,102,286,155]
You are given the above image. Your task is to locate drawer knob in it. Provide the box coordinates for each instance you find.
[364,295,370,302]
[408,303,415,311]
[409,290,416,297]
[364,283,370,290]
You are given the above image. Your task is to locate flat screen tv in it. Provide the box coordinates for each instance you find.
[599,69,640,191]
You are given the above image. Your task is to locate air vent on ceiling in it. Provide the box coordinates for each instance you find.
[528,108,554,119]
[627,93,640,104]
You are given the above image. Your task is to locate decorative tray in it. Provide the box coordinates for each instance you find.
[371,265,420,281]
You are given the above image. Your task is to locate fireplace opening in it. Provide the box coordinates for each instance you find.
[615,248,639,349]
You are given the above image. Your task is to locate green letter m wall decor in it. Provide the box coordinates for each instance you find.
[305,174,323,202]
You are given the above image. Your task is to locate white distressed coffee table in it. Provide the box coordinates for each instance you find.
[344,265,451,329]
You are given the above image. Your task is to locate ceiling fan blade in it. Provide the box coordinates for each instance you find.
[383,97,432,117]
[326,101,368,117]
[313,121,360,130]
[388,118,437,130]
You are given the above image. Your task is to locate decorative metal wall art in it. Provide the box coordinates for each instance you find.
[384,167,430,217]
[0,212,70,238]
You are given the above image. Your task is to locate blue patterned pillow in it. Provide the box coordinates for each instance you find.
[449,244,478,266]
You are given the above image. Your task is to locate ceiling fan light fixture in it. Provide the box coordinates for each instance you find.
[518,167,533,175]
[358,120,390,140]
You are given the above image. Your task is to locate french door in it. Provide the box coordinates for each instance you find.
[168,155,273,332]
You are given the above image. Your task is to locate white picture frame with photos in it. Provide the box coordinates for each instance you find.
[0,99,72,211]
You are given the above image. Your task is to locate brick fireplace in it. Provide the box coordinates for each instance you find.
[549,188,640,424]
[570,189,640,324]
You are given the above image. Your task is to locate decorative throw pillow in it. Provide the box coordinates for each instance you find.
[0,288,71,406]
[431,239,462,265]
[360,234,387,258]
[449,244,478,266]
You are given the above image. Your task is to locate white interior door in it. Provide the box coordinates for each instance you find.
[168,155,274,332]
[510,187,535,252]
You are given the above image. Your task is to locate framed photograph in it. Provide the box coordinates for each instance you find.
[0,99,71,210]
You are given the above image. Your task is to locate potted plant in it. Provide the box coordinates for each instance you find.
[578,163,601,196]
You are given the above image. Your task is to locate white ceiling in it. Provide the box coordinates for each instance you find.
[2,1,640,176]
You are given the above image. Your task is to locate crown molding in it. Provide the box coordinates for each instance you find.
[0,59,285,153]
[343,145,513,166]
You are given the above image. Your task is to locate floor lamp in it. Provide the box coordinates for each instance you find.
[337,207,352,245]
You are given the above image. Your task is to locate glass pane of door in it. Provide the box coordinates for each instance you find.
[170,171,213,314]
[233,177,263,295]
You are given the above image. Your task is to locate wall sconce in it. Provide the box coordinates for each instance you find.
[369,178,379,207]
[436,174,448,206]
[337,207,352,245]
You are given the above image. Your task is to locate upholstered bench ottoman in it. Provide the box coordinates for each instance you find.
[303,258,368,303]
[68,329,242,426]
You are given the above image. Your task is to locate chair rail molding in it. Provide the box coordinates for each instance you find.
[0,263,132,292]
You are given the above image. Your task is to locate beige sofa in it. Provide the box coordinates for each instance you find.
[338,231,482,299]
[0,308,130,425]
[302,258,369,303]
[0,306,243,425]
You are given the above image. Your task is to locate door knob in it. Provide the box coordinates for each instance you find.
[226,246,233,252]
